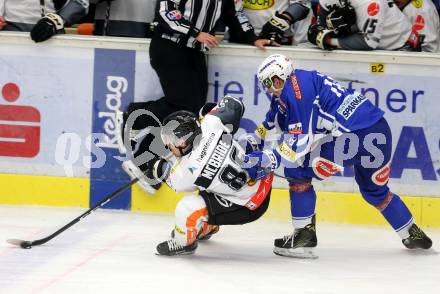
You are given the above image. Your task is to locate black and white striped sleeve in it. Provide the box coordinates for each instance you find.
[156,0,200,38]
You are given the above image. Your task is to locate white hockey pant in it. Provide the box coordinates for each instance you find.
[174,194,213,246]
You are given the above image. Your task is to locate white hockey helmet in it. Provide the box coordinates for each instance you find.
[257,54,294,92]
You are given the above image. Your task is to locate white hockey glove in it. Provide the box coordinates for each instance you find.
[307,24,337,50]
[31,13,65,43]
[122,160,158,195]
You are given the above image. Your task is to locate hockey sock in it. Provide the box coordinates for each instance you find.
[289,183,316,229]
[380,193,413,239]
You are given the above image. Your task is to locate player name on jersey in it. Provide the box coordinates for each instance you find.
[195,138,231,188]
[337,93,367,120]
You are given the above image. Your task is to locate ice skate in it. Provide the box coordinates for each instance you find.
[402,224,433,250]
[273,216,318,259]
[156,239,198,256]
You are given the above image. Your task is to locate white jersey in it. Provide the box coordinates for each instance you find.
[291,10,314,45]
[401,0,440,52]
[93,0,155,23]
[243,0,313,45]
[321,0,412,49]
[1,0,55,25]
[166,113,272,209]
[0,0,89,31]
[91,0,156,37]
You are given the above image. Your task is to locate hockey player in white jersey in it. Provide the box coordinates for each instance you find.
[243,0,314,45]
[308,0,420,50]
[91,0,156,38]
[394,0,440,52]
[124,96,273,256]
[0,0,89,42]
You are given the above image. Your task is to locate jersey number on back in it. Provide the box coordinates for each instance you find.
[323,76,344,98]
[363,19,378,34]
[219,146,247,191]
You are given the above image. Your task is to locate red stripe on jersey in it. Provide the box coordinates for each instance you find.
[245,173,273,210]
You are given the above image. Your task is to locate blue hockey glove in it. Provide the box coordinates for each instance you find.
[242,150,278,180]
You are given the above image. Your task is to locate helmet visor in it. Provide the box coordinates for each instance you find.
[259,77,274,93]
[263,77,273,90]
[161,120,184,146]
[160,119,198,148]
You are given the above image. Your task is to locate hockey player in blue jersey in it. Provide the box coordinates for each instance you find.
[243,54,432,258]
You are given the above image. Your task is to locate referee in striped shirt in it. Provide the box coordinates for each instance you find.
[147,0,271,119]
[123,0,273,192]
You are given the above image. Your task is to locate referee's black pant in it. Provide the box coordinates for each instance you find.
[124,37,208,172]
[127,37,208,125]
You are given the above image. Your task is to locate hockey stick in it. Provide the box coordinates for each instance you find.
[6,178,139,249]
[273,172,311,184]
[103,0,112,36]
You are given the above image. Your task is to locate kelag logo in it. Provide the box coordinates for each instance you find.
[89,49,135,209]
[95,76,128,149]
[0,83,40,158]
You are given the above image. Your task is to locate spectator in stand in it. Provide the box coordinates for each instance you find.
[394,0,440,52]
[0,17,5,31]
[243,0,315,46]
[0,0,89,42]
[0,2,4,30]
[91,0,156,38]
[308,0,421,51]
[434,0,440,13]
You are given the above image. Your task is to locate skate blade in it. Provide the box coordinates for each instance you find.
[155,250,196,257]
[273,247,318,259]
[406,247,438,255]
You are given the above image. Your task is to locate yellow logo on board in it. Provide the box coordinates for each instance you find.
[412,0,423,8]
[370,63,385,74]
[243,0,275,10]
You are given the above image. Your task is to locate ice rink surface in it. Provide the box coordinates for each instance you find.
[0,205,439,294]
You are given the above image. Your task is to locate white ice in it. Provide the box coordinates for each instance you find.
[0,205,439,294]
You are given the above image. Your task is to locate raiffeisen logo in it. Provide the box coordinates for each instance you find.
[96,76,128,149]
[243,0,275,10]
[0,82,41,158]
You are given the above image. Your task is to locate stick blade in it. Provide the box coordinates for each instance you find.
[7,239,32,249]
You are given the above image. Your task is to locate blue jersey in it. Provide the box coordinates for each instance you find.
[282,69,383,136]
[257,69,384,165]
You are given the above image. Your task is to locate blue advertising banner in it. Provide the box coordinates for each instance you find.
[90,49,135,209]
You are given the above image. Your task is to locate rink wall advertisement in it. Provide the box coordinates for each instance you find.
[0,35,439,218]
